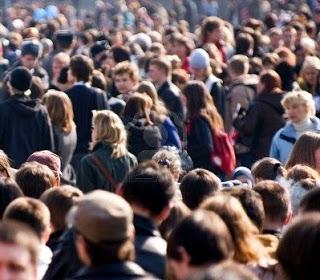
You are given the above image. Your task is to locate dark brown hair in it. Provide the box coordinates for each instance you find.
[259,70,282,94]
[70,54,94,82]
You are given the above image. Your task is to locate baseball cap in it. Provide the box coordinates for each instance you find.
[27,150,61,177]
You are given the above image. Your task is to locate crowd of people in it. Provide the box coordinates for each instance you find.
[0,0,320,279]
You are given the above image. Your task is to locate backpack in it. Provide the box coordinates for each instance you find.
[211,130,236,175]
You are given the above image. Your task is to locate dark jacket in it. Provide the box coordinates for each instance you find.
[68,262,152,280]
[134,215,167,279]
[205,74,225,119]
[0,95,54,168]
[127,118,162,162]
[77,142,137,193]
[233,92,285,161]
[66,84,109,155]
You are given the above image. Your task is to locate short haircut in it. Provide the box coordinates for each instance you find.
[300,186,320,213]
[259,70,282,93]
[40,185,83,231]
[15,162,55,199]
[111,46,131,63]
[281,90,315,117]
[121,161,175,216]
[251,157,286,181]
[180,169,221,210]
[112,61,139,83]
[149,57,172,77]
[253,180,290,223]
[0,178,23,219]
[286,164,319,182]
[235,33,254,55]
[167,210,233,265]
[69,54,94,82]
[4,197,50,239]
[228,55,249,76]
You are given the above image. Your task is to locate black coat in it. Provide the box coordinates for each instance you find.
[233,92,285,161]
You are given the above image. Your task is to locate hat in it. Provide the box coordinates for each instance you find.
[27,150,61,177]
[129,33,152,52]
[21,40,42,58]
[232,166,254,186]
[9,67,32,92]
[90,40,110,58]
[190,48,210,69]
[55,31,74,45]
[70,190,133,243]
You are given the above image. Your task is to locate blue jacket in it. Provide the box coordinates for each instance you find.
[270,117,320,163]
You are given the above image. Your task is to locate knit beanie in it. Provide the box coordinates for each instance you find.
[9,67,32,93]
[189,48,210,69]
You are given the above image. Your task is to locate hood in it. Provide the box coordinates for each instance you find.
[9,95,42,117]
[257,92,285,114]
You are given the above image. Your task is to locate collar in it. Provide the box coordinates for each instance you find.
[74,81,91,87]
[133,214,160,237]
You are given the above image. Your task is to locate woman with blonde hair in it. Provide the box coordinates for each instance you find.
[270,90,320,164]
[137,81,181,149]
[77,110,137,193]
[42,90,77,182]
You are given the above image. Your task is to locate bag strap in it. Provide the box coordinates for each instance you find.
[89,154,119,192]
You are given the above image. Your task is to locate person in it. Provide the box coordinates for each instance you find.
[4,197,52,280]
[120,161,175,278]
[183,81,224,175]
[299,186,320,213]
[233,70,285,165]
[77,110,137,193]
[123,93,162,162]
[0,67,54,168]
[68,190,151,279]
[0,178,23,219]
[42,90,77,183]
[0,149,13,179]
[0,220,40,280]
[270,90,320,164]
[137,81,181,149]
[66,55,109,170]
[167,210,234,280]
[251,157,286,183]
[49,52,71,90]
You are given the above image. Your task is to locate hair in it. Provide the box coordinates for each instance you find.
[0,178,23,219]
[226,188,265,232]
[277,213,320,280]
[112,61,139,83]
[0,150,11,178]
[251,157,286,182]
[122,161,175,216]
[259,70,282,94]
[172,68,190,88]
[300,186,320,213]
[3,197,50,239]
[0,220,40,266]
[111,46,131,63]
[253,180,290,224]
[228,55,249,76]
[15,162,56,199]
[53,52,70,66]
[40,185,82,232]
[200,195,266,264]
[286,164,319,182]
[201,16,223,44]
[183,81,223,133]
[262,53,279,68]
[152,149,181,179]
[42,90,75,134]
[149,57,172,77]
[286,132,320,170]
[235,33,254,55]
[91,110,127,158]
[91,70,107,90]
[69,54,94,82]
[167,210,234,265]
[30,76,45,100]
[180,168,221,210]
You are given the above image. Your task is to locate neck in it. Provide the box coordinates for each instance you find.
[263,219,283,233]
[155,77,168,88]
[131,204,160,225]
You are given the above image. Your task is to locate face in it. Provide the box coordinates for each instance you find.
[52,60,66,80]
[21,55,37,70]
[0,242,36,280]
[148,65,163,84]
[285,102,309,123]
[303,67,319,85]
[283,29,296,47]
[191,67,207,81]
[207,26,223,43]
[114,73,135,95]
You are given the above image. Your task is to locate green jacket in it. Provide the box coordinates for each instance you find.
[76,142,137,193]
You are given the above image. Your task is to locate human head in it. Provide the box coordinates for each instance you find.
[258,70,282,94]
[228,55,249,78]
[42,90,74,134]
[20,40,42,69]
[69,54,94,83]
[299,186,320,213]
[123,93,153,124]
[180,168,221,210]
[232,167,254,188]
[201,16,223,44]
[4,197,51,243]
[91,110,127,159]
[253,180,291,230]
[152,149,181,181]
[282,25,297,49]
[0,178,23,219]
[0,220,40,280]
[189,48,211,80]
[121,161,175,223]
[167,210,234,280]
[286,164,319,182]
[300,56,320,86]
[54,30,74,50]
[0,150,12,179]
[9,67,32,96]
[235,33,254,56]
[40,185,83,232]
[148,57,172,84]
[52,52,70,80]
[112,61,139,95]
[251,157,286,183]
[70,190,134,266]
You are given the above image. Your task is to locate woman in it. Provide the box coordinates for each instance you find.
[49,52,70,90]
[137,81,181,150]
[183,81,224,175]
[77,110,137,193]
[233,70,285,165]
[42,90,77,183]
[270,90,320,164]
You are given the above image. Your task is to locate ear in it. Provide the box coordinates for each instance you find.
[284,209,293,225]
[158,205,171,224]
[75,234,91,266]
[116,184,124,196]
[177,246,191,265]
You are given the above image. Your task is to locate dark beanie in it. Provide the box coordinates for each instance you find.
[90,40,110,58]
[21,41,41,57]
[9,67,32,92]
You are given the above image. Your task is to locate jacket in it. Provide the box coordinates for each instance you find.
[134,215,167,279]
[270,117,320,164]
[66,83,109,155]
[205,74,225,119]
[0,95,54,168]
[68,262,153,280]
[233,92,285,161]
[77,142,137,193]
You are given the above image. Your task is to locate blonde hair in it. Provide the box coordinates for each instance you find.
[53,52,70,65]
[42,90,75,133]
[91,110,127,158]
[281,90,316,117]
[152,149,181,177]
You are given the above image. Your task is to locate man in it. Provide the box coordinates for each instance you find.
[121,161,176,278]
[69,190,151,279]
[0,67,54,168]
